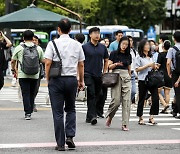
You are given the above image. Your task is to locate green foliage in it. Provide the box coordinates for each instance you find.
[0,0,167,32]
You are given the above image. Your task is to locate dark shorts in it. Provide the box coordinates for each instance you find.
[163,73,172,89]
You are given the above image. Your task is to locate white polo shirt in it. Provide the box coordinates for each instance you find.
[45,34,85,76]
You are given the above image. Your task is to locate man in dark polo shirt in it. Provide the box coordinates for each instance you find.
[82,27,109,125]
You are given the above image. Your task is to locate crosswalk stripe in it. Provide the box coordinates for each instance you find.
[0,86,179,128]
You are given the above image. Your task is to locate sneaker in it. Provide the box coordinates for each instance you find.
[66,137,76,150]
[55,145,65,151]
[25,114,31,120]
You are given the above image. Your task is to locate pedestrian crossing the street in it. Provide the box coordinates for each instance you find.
[0,86,179,128]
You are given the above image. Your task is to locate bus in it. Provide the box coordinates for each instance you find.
[50,25,144,49]
[11,29,49,50]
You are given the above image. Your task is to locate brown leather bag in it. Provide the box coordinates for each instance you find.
[102,72,119,87]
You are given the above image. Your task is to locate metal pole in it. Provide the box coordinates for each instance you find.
[42,0,82,33]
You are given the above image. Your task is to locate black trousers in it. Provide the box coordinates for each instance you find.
[84,74,102,121]
[0,70,4,90]
[137,80,159,117]
[96,86,107,115]
[19,78,38,115]
[48,76,78,146]
[172,71,180,114]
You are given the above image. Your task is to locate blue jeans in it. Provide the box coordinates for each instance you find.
[131,71,136,102]
[48,76,78,146]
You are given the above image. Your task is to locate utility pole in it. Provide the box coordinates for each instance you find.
[4,0,11,38]
[41,0,83,33]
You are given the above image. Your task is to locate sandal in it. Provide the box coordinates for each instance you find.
[138,119,146,125]
[122,125,129,131]
[148,118,157,125]
[106,116,112,127]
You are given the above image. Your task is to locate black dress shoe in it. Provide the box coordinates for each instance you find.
[91,118,97,125]
[66,137,76,149]
[55,145,65,151]
[86,119,91,123]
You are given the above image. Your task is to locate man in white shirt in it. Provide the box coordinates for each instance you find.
[45,19,85,151]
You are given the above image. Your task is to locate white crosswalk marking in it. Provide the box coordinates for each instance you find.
[0,86,179,128]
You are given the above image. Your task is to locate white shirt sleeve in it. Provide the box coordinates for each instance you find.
[44,41,54,60]
[78,43,85,62]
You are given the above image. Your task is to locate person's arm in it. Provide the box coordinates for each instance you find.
[45,59,52,82]
[166,58,172,78]
[78,61,84,90]
[136,63,154,72]
[1,31,12,47]
[174,76,180,87]
[11,59,16,71]
[128,65,131,76]
[103,58,109,73]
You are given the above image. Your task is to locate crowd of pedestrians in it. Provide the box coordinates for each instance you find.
[0,19,180,151]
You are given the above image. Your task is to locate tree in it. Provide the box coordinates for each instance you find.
[97,0,167,32]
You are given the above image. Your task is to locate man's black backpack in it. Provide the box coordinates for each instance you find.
[20,44,39,75]
[172,46,180,74]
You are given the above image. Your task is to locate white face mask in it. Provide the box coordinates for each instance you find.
[151,45,156,51]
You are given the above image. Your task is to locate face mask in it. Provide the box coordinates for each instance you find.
[151,45,156,51]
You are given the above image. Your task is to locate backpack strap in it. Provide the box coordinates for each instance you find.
[52,40,62,62]
[173,46,180,52]
[172,46,180,69]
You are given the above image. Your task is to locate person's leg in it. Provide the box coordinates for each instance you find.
[106,75,121,120]
[172,72,180,115]
[19,78,31,115]
[0,71,4,90]
[84,75,96,122]
[131,72,136,103]
[48,77,65,147]
[29,79,38,114]
[158,87,167,107]
[64,77,78,138]
[137,81,147,124]
[95,77,104,117]
[164,88,171,106]
[33,78,41,112]
[121,76,131,129]
[149,86,159,123]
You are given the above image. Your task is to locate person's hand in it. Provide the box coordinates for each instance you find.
[174,81,179,87]
[116,62,123,66]
[168,73,172,78]
[78,81,84,91]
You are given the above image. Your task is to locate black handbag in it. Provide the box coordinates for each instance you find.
[102,71,119,87]
[145,69,164,88]
[49,40,62,78]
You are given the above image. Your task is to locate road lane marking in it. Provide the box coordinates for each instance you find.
[0,140,180,149]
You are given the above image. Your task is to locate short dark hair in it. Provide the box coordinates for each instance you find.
[75,33,85,43]
[163,40,171,50]
[138,39,152,58]
[117,36,130,55]
[115,30,123,36]
[58,18,71,34]
[173,31,180,42]
[23,30,34,41]
[89,27,100,34]
[148,40,156,44]
[33,35,42,44]
[127,35,133,39]
[159,34,169,42]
